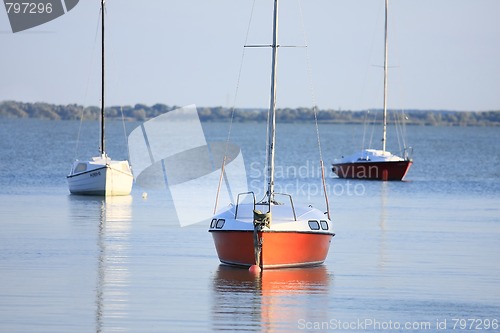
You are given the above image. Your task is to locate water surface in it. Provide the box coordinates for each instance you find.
[0,119,499,332]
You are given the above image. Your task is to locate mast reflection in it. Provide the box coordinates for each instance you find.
[96,196,132,333]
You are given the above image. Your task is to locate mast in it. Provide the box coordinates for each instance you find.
[382,0,388,152]
[267,0,279,205]
[100,0,105,156]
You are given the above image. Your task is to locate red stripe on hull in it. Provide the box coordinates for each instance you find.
[210,231,333,268]
[332,160,412,181]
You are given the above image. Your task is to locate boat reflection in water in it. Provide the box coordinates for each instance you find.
[96,196,132,332]
[211,265,332,331]
[67,194,132,332]
[95,196,133,332]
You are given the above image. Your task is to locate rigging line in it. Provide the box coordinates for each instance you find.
[367,110,374,149]
[361,109,370,151]
[102,2,128,159]
[401,111,407,150]
[400,109,408,148]
[392,93,409,151]
[367,1,388,152]
[396,108,408,151]
[358,1,385,153]
[74,5,103,160]
[398,111,405,152]
[224,0,257,148]
[244,44,271,48]
[362,109,374,151]
[74,105,84,159]
[397,69,410,149]
[214,0,257,212]
[298,0,330,215]
[368,109,377,149]
[392,110,402,153]
[297,0,321,158]
[244,44,306,48]
[119,106,130,162]
[263,89,271,201]
[393,67,409,151]
[262,2,271,201]
[388,0,408,150]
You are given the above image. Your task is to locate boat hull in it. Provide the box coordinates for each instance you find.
[210,230,333,269]
[332,160,412,181]
[67,163,133,196]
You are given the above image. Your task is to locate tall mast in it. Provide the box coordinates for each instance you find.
[100,0,105,156]
[267,0,279,205]
[382,0,388,152]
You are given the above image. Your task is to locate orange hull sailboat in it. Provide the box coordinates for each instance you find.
[209,0,334,269]
[210,202,333,269]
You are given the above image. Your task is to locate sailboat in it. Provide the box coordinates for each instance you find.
[332,0,412,181]
[67,0,133,196]
[209,0,334,270]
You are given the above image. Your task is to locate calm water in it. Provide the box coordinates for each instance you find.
[1,119,499,332]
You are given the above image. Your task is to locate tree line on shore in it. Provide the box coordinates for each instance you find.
[1,100,499,126]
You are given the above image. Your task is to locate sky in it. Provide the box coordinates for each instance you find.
[1,0,499,111]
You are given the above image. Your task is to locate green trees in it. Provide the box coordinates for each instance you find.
[0,100,499,126]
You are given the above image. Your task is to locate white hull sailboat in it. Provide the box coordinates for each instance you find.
[332,0,412,181]
[67,0,133,196]
[209,0,334,270]
[67,156,132,196]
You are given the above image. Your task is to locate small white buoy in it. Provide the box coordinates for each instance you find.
[142,192,148,199]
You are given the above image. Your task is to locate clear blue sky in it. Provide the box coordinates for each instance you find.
[1,0,499,111]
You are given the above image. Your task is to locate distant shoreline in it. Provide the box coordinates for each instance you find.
[1,101,499,126]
